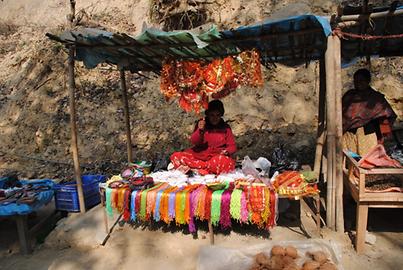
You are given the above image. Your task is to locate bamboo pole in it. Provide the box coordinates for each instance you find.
[208,220,214,245]
[333,36,344,232]
[337,21,360,28]
[313,59,326,177]
[338,8,403,22]
[119,69,133,163]
[325,36,336,230]
[67,46,86,213]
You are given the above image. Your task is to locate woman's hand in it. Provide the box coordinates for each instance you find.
[198,118,206,131]
[220,149,229,156]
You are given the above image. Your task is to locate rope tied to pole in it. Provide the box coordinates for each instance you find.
[333,28,403,40]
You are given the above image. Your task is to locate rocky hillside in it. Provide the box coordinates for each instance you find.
[0,0,401,180]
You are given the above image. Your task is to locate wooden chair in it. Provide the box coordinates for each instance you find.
[343,150,403,254]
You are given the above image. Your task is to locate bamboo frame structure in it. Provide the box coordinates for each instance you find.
[313,59,326,178]
[67,46,86,214]
[333,36,344,233]
[324,35,336,230]
[338,8,403,22]
[119,70,133,163]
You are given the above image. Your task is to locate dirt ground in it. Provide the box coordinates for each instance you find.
[0,200,402,270]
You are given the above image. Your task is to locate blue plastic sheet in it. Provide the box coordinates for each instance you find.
[0,179,54,216]
[221,15,332,63]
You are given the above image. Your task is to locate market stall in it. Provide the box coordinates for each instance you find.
[0,176,54,254]
[46,1,403,252]
[47,14,332,228]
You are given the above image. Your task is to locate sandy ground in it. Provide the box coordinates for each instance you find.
[0,201,402,270]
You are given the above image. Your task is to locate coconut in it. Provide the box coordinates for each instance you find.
[271,245,286,256]
[285,246,298,258]
[319,262,337,270]
[302,260,321,270]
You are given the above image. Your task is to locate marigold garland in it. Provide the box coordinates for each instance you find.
[160,50,263,114]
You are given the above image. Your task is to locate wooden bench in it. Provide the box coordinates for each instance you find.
[343,150,403,254]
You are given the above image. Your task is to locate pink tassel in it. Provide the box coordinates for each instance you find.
[240,190,249,223]
[219,189,232,229]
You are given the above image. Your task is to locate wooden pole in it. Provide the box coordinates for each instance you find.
[100,188,109,234]
[338,8,403,22]
[325,36,336,230]
[68,46,86,213]
[334,36,344,232]
[313,59,326,177]
[119,69,133,163]
[208,220,214,245]
[15,215,31,254]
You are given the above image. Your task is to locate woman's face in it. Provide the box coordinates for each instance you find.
[354,75,370,91]
[207,110,222,126]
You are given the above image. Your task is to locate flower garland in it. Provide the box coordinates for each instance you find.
[160,49,263,114]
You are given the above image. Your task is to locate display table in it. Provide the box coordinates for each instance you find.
[99,183,321,245]
[0,179,54,254]
[343,150,403,253]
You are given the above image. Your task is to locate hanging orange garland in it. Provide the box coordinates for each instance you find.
[160,59,179,101]
[160,49,263,113]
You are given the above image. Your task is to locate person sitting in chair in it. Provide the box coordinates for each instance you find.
[342,68,397,156]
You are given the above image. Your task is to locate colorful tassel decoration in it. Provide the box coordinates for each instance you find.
[230,189,242,221]
[219,188,232,229]
[210,189,225,226]
[105,187,113,217]
[131,190,138,221]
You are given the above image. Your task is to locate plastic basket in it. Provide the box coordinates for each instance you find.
[54,175,106,212]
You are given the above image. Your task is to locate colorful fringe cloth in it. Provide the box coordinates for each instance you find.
[105,183,277,231]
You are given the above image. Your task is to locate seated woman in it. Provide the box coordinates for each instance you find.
[170,100,237,175]
[342,68,397,156]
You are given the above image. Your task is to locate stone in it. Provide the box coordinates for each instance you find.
[365,231,377,245]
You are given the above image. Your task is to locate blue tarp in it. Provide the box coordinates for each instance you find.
[0,179,54,216]
[221,15,332,63]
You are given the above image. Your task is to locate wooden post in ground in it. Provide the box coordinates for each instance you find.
[68,46,86,213]
[119,69,133,163]
[208,220,214,245]
[333,35,344,233]
[313,59,327,177]
[355,202,368,254]
[325,35,336,230]
[15,215,31,254]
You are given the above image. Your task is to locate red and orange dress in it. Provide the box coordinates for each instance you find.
[170,120,237,175]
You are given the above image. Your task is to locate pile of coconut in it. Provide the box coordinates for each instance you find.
[249,245,337,270]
